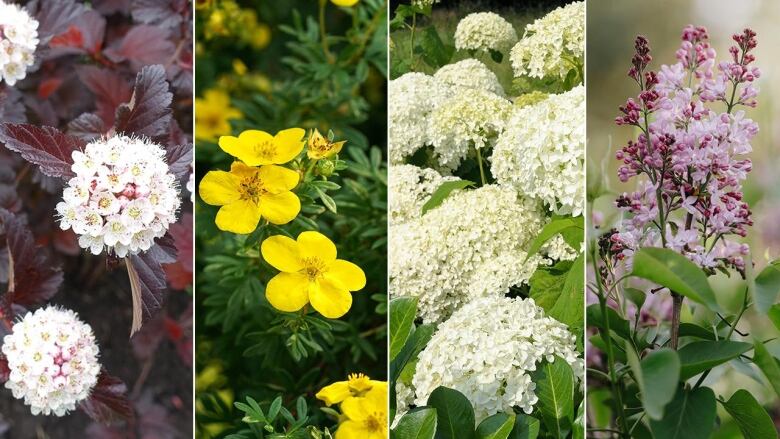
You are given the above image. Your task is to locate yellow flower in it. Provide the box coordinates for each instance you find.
[199,161,300,233]
[308,128,346,160]
[331,0,359,6]
[195,89,242,142]
[336,386,387,439]
[261,231,366,318]
[316,373,387,406]
[219,128,305,166]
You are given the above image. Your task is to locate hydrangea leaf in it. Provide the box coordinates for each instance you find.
[509,415,540,439]
[476,413,515,439]
[79,369,134,423]
[649,386,716,439]
[525,216,583,260]
[427,387,475,439]
[392,408,437,439]
[390,297,418,361]
[530,357,574,439]
[0,123,84,179]
[421,180,474,215]
[721,389,777,439]
[529,253,584,332]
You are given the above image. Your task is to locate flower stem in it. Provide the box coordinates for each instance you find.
[670,293,683,350]
[318,0,334,64]
[409,12,417,66]
[476,147,487,186]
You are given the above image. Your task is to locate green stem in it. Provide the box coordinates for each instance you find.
[475,147,487,185]
[409,12,416,65]
[318,0,334,63]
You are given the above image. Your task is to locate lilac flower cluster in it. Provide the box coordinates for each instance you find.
[609,26,759,275]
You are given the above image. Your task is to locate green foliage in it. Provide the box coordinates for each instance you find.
[529,359,574,439]
[648,386,717,439]
[626,347,680,420]
[427,387,476,439]
[421,180,475,214]
[392,408,438,439]
[720,390,778,439]
[475,413,515,439]
[677,340,752,380]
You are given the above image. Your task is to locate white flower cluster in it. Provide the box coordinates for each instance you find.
[56,136,181,257]
[187,168,195,202]
[390,185,546,323]
[491,86,585,216]
[411,0,438,7]
[2,307,101,416]
[389,72,452,164]
[389,165,458,225]
[0,1,38,86]
[430,88,512,170]
[510,2,585,79]
[541,234,579,261]
[434,59,505,97]
[454,12,518,54]
[410,296,583,421]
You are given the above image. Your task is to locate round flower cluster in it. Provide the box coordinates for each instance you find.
[389,165,458,225]
[2,306,101,416]
[433,59,505,97]
[542,234,579,261]
[510,2,584,79]
[389,72,451,164]
[454,12,518,54]
[410,296,583,421]
[390,185,546,323]
[56,136,181,257]
[491,85,585,216]
[0,1,39,86]
[430,88,512,171]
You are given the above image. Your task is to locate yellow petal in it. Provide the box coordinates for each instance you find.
[259,191,300,225]
[326,260,366,291]
[261,235,302,272]
[335,420,368,439]
[315,381,351,406]
[310,278,352,318]
[297,231,337,263]
[215,200,262,234]
[340,396,370,422]
[230,160,258,178]
[331,0,359,6]
[237,130,275,166]
[217,135,241,159]
[272,128,305,164]
[258,165,300,193]
[199,170,240,206]
[265,272,310,312]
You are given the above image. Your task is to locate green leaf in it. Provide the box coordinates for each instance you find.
[677,340,752,380]
[476,413,515,439]
[677,323,716,340]
[530,358,573,439]
[508,415,539,439]
[753,263,780,313]
[390,324,436,410]
[752,340,780,398]
[529,254,584,331]
[627,347,680,420]
[427,387,475,439]
[572,403,584,439]
[526,216,584,260]
[623,287,646,309]
[421,180,474,214]
[314,186,337,213]
[630,247,720,312]
[390,297,418,361]
[419,26,453,69]
[586,304,631,340]
[721,389,778,439]
[489,49,503,63]
[649,386,717,439]
[392,408,438,439]
[768,304,780,332]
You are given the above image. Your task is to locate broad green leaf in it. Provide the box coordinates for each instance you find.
[768,304,780,332]
[476,413,515,439]
[752,340,780,398]
[627,347,680,420]
[721,389,778,439]
[623,287,646,309]
[526,216,584,260]
[508,415,539,439]
[649,386,716,439]
[678,323,716,340]
[586,304,631,340]
[753,263,780,313]
[421,180,474,214]
[631,247,720,312]
[427,387,475,439]
[677,340,752,380]
[392,408,438,439]
[390,297,418,361]
[419,26,453,69]
[390,324,435,410]
[530,358,573,439]
[529,255,584,331]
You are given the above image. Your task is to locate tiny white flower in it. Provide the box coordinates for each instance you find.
[102,216,132,247]
[0,1,38,86]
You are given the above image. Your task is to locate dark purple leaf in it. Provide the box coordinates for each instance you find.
[103,25,175,69]
[114,65,173,141]
[0,87,26,124]
[0,162,20,213]
[0,209,63,309]
[165,143,192,180]
[68,113,107,142]
[130,313,164,360]
[79,369,134,424]
[0,354,8,384]
[92,0,131,15]
[76,66,133,127]
[131,0,184,28]
[126,247,168,336]
[0,124,84,179]
[30,0,87,42]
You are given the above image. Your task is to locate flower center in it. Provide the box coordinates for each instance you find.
[127,206,141,219]
[111,222,124,232]
[300,257,327,281]
[238,174,268,204]
[98,198,111,209]
[254,140,276,160]
[347,373,373,396]
[365,412,386,432]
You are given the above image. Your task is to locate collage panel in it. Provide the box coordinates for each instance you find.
[388,0,585,438]
[587,1,780,438]
[0,0,194,437]
[193,0,388,438]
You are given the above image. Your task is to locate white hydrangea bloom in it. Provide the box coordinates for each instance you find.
[491,86,584,216]
[454,12,518,54]
[0,1,39,86]
[389,72,451,164]
[510,2,585,79]
[55,135,181,257]
[2,306,101,416]
[390,185,546,323]
[434,59,505,97]
[411,296,583,421]
[389,165,458,225]
[430,88,511,171]
[541,234,578,261]
[392,381,416,427]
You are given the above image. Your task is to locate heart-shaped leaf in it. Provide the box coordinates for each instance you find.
[627,347,680,420]
[752,340,780,398]
[649,386,716,439]
[721,389,777,439]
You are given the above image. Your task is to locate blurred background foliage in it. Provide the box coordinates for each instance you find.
[194,1,387,437]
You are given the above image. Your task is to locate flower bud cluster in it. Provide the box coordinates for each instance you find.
[0,1,39,86]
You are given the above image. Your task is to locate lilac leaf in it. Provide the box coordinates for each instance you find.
[0,124,84,179]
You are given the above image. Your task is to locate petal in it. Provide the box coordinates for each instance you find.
[230,160,259,178]
[326,260,366,291]
[215,200,262,234]
[340,396,370,422]
[261,235,302,272]
[334,420,368,439]
[309,278,352,319]
[239,130,276,166]
[258,165,300,193]
[259,191,300,225]
[217,135,242,159]
[272,128,306,164]
[199,171,240,206]
[315,381,351,406]
[297,231,337,263]
[265,273,310,312]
